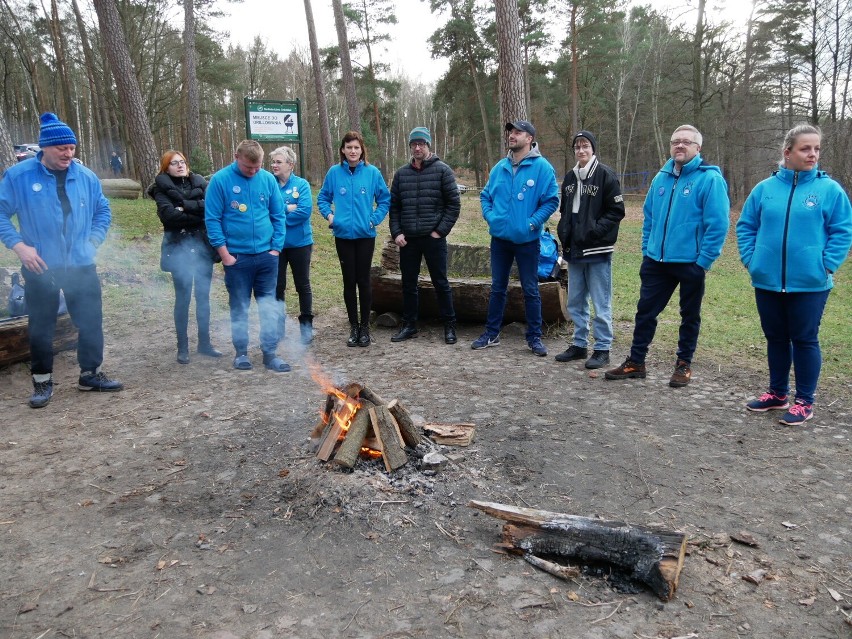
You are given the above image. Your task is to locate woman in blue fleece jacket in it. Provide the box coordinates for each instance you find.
[317,130,390,347]
[737,124,852,425]
[270,146,314,344]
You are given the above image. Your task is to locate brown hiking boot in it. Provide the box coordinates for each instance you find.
[669,359,692,387]
[604,358,646,380]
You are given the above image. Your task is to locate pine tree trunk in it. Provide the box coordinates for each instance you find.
[183,0,201,160]
[332,0,361,132]
[304,0,334,169]
[0,109,16,175]
[92,0,158,190]
[495,0,527,154]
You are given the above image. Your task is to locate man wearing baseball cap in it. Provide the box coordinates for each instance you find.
[388,126,461,344]
[472,120,559,356]
[0,112,123,408]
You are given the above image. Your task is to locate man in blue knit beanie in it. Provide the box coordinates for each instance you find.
[0,112,123,408]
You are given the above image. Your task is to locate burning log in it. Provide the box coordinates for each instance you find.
[316,384,362,462]
[358,384,386,407]
[332,400,375,469]
[469,500,687,601]
[370,405,408,472]
[387,399,420,447]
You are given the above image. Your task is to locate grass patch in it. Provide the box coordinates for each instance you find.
[2,195,850,393]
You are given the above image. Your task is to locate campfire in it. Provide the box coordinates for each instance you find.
[310,380,421,471]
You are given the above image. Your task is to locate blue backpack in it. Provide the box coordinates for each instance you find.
[538,227,560,281]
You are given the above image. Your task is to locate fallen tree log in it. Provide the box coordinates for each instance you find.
[0,314,78,369]
[370,267,567,324]
[469,500,687,601]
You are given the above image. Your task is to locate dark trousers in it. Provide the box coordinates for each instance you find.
[24,264,104,375]
[335,237,375,325]
[485,237,542,341]
[399,235,455,324]
[172,262,213,347]
[755,288,829,405]
[276,244,313,317]
[629,257,706,364]
[223,252,280,356]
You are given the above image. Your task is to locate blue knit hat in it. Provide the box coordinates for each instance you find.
[38,112,77,147]
[408,126,432,147]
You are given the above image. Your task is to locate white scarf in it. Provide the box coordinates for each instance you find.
[571,156,596,214]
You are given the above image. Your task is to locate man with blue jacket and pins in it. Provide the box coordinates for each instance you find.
[472,120,559,357]
[605,124,730,387]
[0,112,123,408]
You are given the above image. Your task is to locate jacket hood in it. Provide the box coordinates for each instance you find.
[508,142,542,164]
[661,153,721,177]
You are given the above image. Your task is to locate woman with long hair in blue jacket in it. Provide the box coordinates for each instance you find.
[737,125,852,425]
[317,131,390,347]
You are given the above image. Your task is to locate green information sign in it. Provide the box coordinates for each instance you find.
[244,99,302,142]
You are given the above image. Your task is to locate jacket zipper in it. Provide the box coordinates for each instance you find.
[660,175,679,261]
[781,171,798,292]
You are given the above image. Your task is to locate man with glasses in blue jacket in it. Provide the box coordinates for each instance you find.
[605,124,730,387]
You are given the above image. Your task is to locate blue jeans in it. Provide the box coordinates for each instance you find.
[399,235,455,323]
[24,264,104,375]
[485,237,541,341]
[629,257,706,364]
[567,259,613,350]
[223,252,280,356]
[172,261,213,346]
[754,288,829,405]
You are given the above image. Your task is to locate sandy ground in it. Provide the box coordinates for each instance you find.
[1,282,851,639]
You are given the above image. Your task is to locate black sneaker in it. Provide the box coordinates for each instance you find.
[77,371,124,392]
[29,379,54,408]
[554,345,588,362]
[585,350,610,369]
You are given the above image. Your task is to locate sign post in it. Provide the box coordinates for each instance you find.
[244,98,305,177]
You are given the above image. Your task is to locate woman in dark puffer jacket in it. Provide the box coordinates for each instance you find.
[148,150,222,364]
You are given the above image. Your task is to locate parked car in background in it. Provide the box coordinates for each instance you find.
[13,144,40,162]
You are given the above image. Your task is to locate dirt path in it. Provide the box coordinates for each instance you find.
[1,300,851,638]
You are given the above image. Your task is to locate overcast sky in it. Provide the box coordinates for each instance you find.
[210,0,752,87]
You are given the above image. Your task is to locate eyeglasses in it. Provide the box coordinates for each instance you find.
[410,141,429,148]
[670,139,698,147]
[271,160,286,165]
[573,144,592,152]
[169,159,187,166]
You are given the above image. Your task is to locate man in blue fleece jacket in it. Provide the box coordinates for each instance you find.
[472,120,559,357]
[206,140,288,372]
[0,112,123,408]
[606,124,730,387]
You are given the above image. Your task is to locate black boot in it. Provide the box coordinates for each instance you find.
[444,321,457,345]
[391,323,418,342]
[347,323,360,347]
[357,322,371,347]
[197,329,223,358]
[299,314,314,344]
[177,334,190,365]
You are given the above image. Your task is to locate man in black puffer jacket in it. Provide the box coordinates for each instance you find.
[555,130,625,370]
[389,127,461,344]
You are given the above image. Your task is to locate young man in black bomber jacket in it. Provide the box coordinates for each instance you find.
[555,130,626,369]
